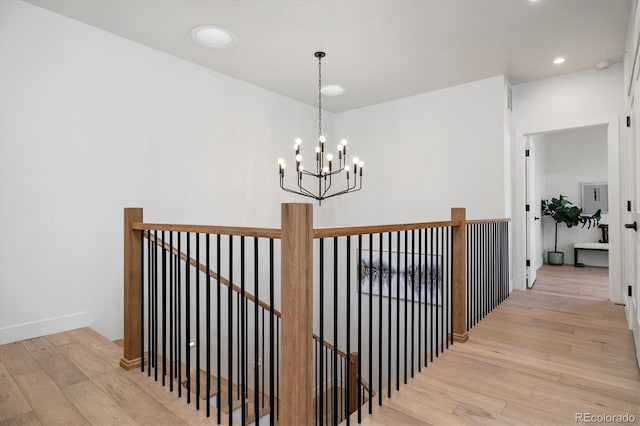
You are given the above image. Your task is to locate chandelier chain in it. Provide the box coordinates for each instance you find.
[318,54,322,138]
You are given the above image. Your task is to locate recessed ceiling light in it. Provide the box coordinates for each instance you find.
[191,25,235,48]
[553,57,565,65]
[321,85,345,96]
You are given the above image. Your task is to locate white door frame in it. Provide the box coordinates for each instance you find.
[513,116,622,303]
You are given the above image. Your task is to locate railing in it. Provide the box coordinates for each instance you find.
[121,208,282,425]
[313,218,459,425]
[120,205,510,426]
[466,220,510,330]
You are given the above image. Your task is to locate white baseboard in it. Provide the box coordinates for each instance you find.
[0,311,89,344]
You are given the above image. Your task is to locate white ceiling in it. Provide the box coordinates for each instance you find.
[25,0,632,112]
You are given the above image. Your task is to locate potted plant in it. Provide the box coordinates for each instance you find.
[541,195,601,265]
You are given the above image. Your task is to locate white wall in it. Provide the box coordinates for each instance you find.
[512,64,624,301]
[327,75,509,225]
[0,0,331,344]
[316,76,510,389]
[541,125,609,267]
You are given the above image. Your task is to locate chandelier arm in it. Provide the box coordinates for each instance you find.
[280,186,320,201]
[301,169,320,178]
[322,179,363,200]
[296,180,318,198]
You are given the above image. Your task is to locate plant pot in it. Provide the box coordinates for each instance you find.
[548,251,564,265]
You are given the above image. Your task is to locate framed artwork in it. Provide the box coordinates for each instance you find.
[359,249,443,306]
[581,182,608,215]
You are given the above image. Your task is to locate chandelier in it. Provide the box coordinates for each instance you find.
[278,51,364,206]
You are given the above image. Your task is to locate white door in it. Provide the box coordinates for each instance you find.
[525,138,537,288]
[629,89,640,366]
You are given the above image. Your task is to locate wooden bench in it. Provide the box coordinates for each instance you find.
[573,242,609,267]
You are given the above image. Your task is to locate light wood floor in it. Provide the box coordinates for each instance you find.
[2,266,638,425]
[0,328,227,425]
[355,265,640,425]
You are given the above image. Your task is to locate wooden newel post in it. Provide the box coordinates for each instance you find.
[451,207,469,343]
[120,207,143,370]
[281,203,314,426]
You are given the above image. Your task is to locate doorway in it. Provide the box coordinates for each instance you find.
[524,125,610,290]
[513,117,621,303]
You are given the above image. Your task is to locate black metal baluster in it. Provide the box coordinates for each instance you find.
[378,233,383,404]
[253,237,259,426]
[154,230,158,382]
[368,233,373,413]
[449,227,453,345]
[417,229,422,373]
[185,232,191,403]
[331,346,334,426]
[276,316,280,421]
[423,229,428,367]
[430,228,434,363]
[206,234,211,417]
[403,231,407,385]
[437,228,447,353]
[177,232,182,398]
[466,224,470,332]
[473,224,477,326]
[484,223,488,319]
[345,235,351,425]
[437,227,442,357]
[396,232,400,387]
[169,232,173,391]
[262,307,265,409]
[506,223,510,300]
[387,232,392,396]
[497,222,501,304]
[216,234,222,424]
[491,223,496,311]
[487,223,494,315]
[228,236,234,426]
[147,232,151,376]
[162,231,167,387]
[314,340,318,425]
[339,354,343,421]
[237,294,240,401]
[357,235,362,423]
[240,236,246,425]
[196,233,200,410]
[269,239,274,426]
[410,230,415,377]
[141,230,145,373]
[319,238,324,426]
[444,227,449,350]
[325,346,328,426]
[333,236,339,423]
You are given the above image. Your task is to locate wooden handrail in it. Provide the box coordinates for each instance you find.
[134,217,510,239]
[466,218,511,224]
[312,334,347,358]
[133,222,281,239]
[147,232,352,362]
[313,220,462,238]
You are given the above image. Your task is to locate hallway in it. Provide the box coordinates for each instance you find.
[358,265,640,425]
